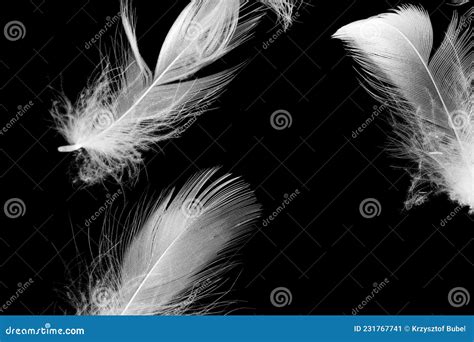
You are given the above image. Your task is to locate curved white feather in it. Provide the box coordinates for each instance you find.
[53,0,300,185]
[75,168,260,315]
[334,6,473,209]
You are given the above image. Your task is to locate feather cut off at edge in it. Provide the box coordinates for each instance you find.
[52,0,301,186]
[333,5,473,210]
[71,167,261,315]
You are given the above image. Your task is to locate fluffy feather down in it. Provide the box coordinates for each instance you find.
[53,0,299,185]
[334,5,473,210]
[73,168,261,315]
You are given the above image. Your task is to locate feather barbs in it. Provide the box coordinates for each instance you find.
[334,5,473,209]
[73,168,260,315]
[53,0,301,185]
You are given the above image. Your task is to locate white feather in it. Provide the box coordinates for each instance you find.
[261,0,302,30]
[73,168,260,315]
[52,0,299,185]
[334,6,473,210]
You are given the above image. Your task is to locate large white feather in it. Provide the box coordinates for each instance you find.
[73,168,260,315]
[334,6,473,210]
[52,0,299,185]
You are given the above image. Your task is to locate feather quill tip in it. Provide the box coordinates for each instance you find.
[58,144,82,153]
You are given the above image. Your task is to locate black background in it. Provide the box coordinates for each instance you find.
[0,0,472,315]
